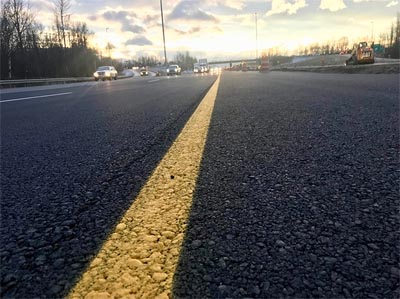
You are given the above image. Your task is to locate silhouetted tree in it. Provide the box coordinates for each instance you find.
[174,51,197,70]
[54,0,71,48]
[105,42,115,58]
[0,0,39,78]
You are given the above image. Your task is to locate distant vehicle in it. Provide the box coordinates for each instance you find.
[210,67,222,74]
[241,62,248,72]
[167,65,181,75]
[198,58,209,73]
[345,41,375,65]
[193,63,204,74]
[94,66,118,81]
[140,68,149,76]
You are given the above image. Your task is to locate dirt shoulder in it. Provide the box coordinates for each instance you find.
[272,63,399,74]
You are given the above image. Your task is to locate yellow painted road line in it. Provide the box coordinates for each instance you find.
[69,75,221,299]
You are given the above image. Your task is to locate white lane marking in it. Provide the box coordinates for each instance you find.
[148,79,160,83]
[0,92,72,103]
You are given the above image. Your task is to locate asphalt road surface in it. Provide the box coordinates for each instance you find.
[1,71,399,299]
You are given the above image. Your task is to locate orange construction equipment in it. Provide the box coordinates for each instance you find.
[345,41,375,65]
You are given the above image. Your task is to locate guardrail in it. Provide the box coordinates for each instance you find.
[0,74,132,89]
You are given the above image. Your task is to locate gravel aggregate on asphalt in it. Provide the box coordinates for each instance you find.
[1,72,398,298]
[69,76,220,299]
[0,76,216,298]
[173,71,399,298]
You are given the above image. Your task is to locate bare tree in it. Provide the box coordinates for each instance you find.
[54,0,70,48]
[1,1,14,78]
[337,36,349,52]
[2,0,35,50]
[105,42,115,58]
[389,23,394,47]
[70,22,90,47]
[396,12,400,45]
[1,0,38,78]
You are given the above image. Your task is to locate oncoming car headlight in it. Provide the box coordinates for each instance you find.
[167,69,170,73]
[94,72,99,77]
[105,71,110,76]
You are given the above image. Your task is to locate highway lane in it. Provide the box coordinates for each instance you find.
[1,71,399,299]
[1,74,217,298]
[174,72,399,298]
[0,75,188,100]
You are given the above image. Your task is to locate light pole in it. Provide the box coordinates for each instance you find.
[106,27,110,58]
[371,21,374,41]
[160,0,167,66]
[255,13,258,64]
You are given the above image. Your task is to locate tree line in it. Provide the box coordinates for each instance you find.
[266,13,399,58]
[0,0,199,79]
[0,0,119,79]
[384,12,400,58]
[122,52,198,72]
[1,0,398,79]
[297,13,399,58]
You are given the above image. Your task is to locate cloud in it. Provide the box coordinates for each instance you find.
[31,0,54,11]
[222,0,246,10]
[320,0,346,11]
[122,24,145,33]
[174,26,202,35]
[102,10,145,33]
[143,14,160,26]
[213,26,223,33]
[206,0,246,10]
[266,0,308,16]
[125,36,153,46]
[386,0,398,7]
[103,11,137,20]
[352,0,388,2]
[173,28,187,35]
[189,27,202,34]
[168,0,218,22]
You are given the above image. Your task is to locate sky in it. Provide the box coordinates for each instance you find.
[32,0,398,61]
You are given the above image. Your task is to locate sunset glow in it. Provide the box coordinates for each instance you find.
[32,0,398,60]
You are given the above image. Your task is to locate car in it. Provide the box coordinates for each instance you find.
[140,68,149,76]
[167,64,181,76]
[93,66,118,81]
[193,64,205,74]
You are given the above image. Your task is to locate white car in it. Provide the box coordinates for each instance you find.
[140,68,149,76]
[94,66,118,81]
[194,65,204,73]
[167,65,181,76]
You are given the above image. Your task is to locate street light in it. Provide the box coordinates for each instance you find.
[255,13,258,63]
[160,0,167,66]
[106,28,111,58]
[371,21,374,41]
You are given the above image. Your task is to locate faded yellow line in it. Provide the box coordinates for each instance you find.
[69,75,221,299]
